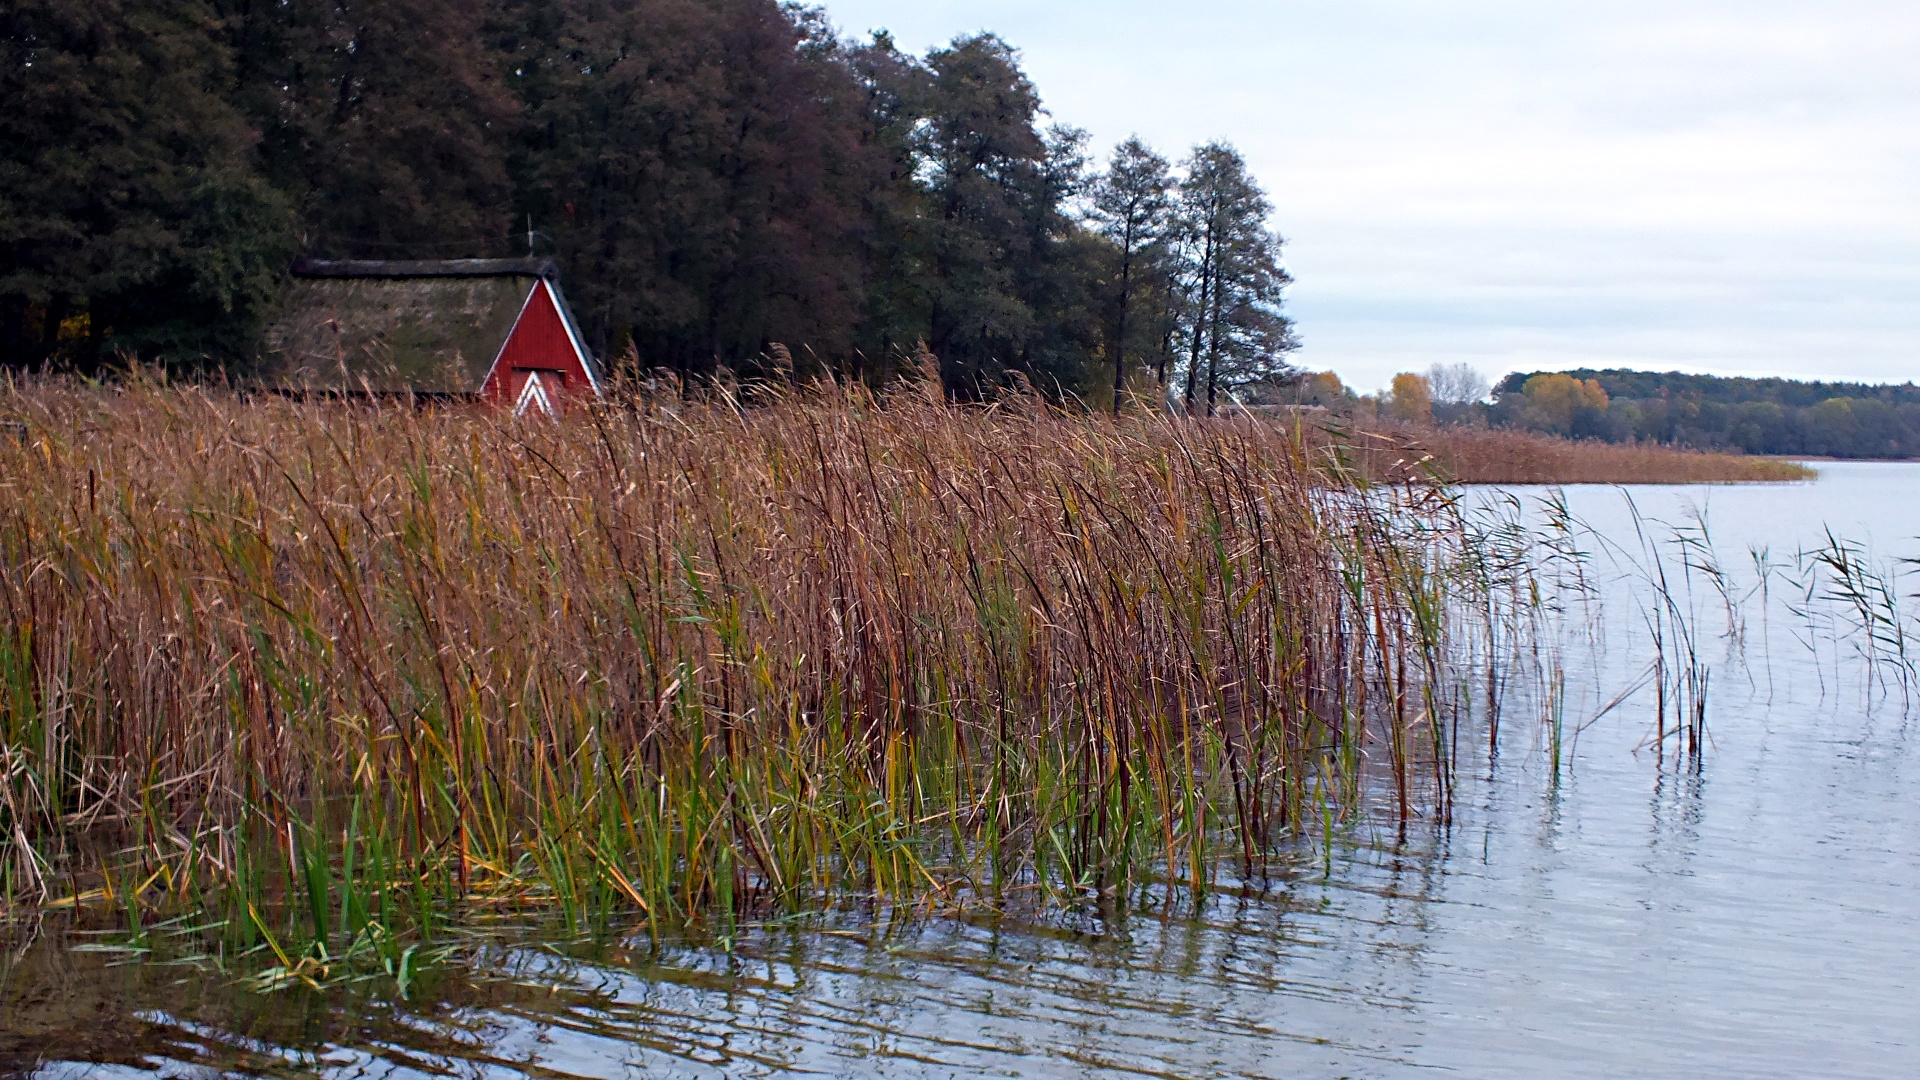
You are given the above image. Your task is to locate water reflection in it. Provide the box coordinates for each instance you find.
[10,464,1920,1078]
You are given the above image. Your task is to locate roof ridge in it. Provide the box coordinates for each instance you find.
[291,257,560,280]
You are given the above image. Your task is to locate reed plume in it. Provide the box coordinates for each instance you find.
[0,379,1503,964]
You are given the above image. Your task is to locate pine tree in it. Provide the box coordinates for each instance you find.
[1091,137,1174,412]
[1175,143,1296,415]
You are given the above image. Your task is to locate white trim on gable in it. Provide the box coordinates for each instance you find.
[477,276,600,399]
[542,278,602,395]
[514,370,556,418]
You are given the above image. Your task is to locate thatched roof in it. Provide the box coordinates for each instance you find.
[261,260,560,394]
[289,257,561,280]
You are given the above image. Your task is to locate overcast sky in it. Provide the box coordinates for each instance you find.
[819,0,1920,392]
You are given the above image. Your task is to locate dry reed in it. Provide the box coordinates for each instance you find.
[0,379,1515,972]
[1318,420,1815,485]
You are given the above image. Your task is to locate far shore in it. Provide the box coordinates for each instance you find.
[1320,421,1818,485]
[1759,454,1916,464]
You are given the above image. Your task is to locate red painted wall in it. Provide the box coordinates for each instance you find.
[481,280,596,410]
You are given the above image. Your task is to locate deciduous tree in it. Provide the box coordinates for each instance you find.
[0,0,294,370]
[500,0,879,371]
[909,34,1098,399]
[1387,372,1433,425]
[220,0,517,257]
[1521,372,1610,435]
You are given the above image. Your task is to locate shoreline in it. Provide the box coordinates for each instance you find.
[1317,421,1817,485]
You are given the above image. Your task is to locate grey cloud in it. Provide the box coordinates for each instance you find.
[826,0,1920,391]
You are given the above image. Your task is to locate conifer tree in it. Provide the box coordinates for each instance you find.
[1091,137,1174,412]
[1175,142,1296,415]
[915,33,1054,398]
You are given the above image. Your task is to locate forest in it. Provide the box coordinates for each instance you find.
[1486,369,1920,459]
[0,0,1296,407]
[1282,365,1920,461]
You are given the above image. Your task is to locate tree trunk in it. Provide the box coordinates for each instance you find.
[1182,233,1212,414]
[1158,304,1176,392]
[1112,229,1132,415]
[83,301,106,376]
[0,299,24,370]
[40,295,69,370]
[1205,261,1224,418]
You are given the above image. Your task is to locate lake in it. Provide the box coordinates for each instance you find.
[8,462,1919,1079]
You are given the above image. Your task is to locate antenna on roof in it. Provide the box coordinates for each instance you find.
[527,215,534,255]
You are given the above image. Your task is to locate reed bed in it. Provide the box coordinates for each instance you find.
[0,380,1517,976]
[1334,422,1816,485]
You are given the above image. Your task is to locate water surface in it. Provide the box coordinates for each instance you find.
[8,463,1919,1078]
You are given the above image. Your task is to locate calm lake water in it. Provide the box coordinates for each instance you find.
[8,462,1920,1078]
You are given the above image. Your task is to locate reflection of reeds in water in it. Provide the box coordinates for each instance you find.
[0,380,1536,976]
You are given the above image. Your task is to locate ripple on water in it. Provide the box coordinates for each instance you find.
[12,466,1920,1079]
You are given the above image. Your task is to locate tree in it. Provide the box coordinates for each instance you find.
[1522,373,1609,435]
[915,33,1059,398]
[1489,368,1920,456]
[1174,143,1296,415]
[1386,372,1433,425]
[0,0,295,370]
[840,30,936,382]
[1427,362,1489,406]
[219,0,517,259]
[1426,361,1489,424]
[1010,124,1107,397]
[334,0,514,253]
[2,4,1301,400]
[499,0,879,370]
[1290,370,1351,408]
[1090,137,1173,413]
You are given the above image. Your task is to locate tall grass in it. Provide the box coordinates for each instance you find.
[1329,421,1817,485]
[0,379,1526,969]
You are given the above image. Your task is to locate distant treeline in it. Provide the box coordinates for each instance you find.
[1290,366,1920,461]
[1,0,1295,406]
[1488,370,1920,458]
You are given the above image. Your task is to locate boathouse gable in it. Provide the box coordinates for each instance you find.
[480,277,600,410]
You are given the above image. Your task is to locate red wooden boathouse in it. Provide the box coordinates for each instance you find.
[262,258,601,414]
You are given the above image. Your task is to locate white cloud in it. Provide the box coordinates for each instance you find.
[820,0,1920,392]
